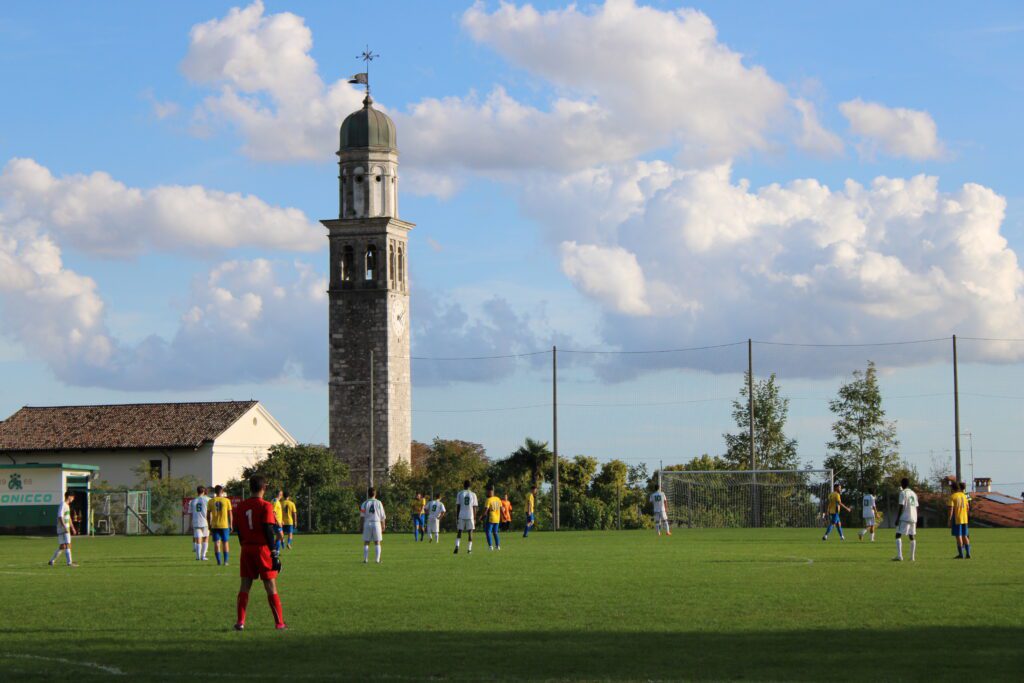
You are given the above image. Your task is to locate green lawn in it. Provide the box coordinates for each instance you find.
[1,528,1022,681]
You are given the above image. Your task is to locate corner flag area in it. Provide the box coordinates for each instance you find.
[2,530,1022,680]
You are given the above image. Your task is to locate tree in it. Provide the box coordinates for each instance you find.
[723,372,799,470]
[421,438,489,498]
[824,362,900,498]
[505,438,554,487]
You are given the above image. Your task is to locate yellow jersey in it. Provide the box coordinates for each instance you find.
[526,493,535,514]
[827,492,842,514]
[412,498,426,515]
[948,491,969,525]
[209,496,232,529]
[282,499,297,526]
[273,499,283,526]
[485,496,502,523]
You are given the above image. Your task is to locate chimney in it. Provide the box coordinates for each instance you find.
[974,477,992,493]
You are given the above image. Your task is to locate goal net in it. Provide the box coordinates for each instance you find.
[659,469,834,528]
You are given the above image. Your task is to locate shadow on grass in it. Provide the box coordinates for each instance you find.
[6,627,1023,681]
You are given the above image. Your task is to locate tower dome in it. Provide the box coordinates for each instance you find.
[339,95,396,150]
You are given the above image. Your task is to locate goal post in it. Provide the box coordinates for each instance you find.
[659,469,834,528]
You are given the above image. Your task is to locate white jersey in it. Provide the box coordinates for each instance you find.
[861,494,877,518]
[456,490,478,520]
[650,491,667,513]
[898,488,919,522]
[57,501,71,533]
[427,500,446,520]
[361,498,386,524]
[189,495,210,528]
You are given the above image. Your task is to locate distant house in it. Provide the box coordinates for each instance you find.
[0,401,296,488]
[919,476,1024,528]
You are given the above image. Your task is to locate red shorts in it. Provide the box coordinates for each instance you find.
[240,545,277,581]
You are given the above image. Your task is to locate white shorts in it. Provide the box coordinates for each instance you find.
[57,532,71,545]
[897,521,917,536]
[193,527,209,539]
[427,518,440,533]
[654,512,667,523]
[457,518,475,532]
[363,523,382,542]
[863,516,876,525]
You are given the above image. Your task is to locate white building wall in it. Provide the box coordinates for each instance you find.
[210,404,296,486]
[6,446,213,489]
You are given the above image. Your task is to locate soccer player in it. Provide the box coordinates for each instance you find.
[426,493,446,542]
[500,493,513,532]
[454,480,478,554]
[858,487,878,542]
[210,485,233,565]
[189,486,211,560]
[893,477,919,562]
[650,485,671,536]
[948,481,971,559]
[232,475,285,630]
[822,483,850,541]
[523,485,537,538]
[48,490,77,567]
[360,487,386,563]
[483,486,503,550]
[281,492,297,550]
[272,490,285,552]
[411,492,426,542]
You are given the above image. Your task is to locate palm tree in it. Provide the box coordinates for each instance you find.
[508,438,553,487]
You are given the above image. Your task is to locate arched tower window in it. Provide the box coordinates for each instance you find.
[388,242,396,289]
[341,245,354,282]
[365,244,377,281]
[398,245,405,290]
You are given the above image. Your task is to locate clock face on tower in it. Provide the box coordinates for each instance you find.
[392,298,406,337]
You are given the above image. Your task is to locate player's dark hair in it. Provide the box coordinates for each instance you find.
[249,475,267,494]
[214,485,223,494]
[959,481,967,492]
[900,477,910,489]
[463,479,471,489]
[867,487,875,495]
[487,486,495,494]
[196,485,205,495]
[834,483,841,490]
[434,492,441,499]
[367,486,376,498]
[64,490,75,499]
[283,490,290,498]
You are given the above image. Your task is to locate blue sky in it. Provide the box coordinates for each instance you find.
[2,1,1024,488]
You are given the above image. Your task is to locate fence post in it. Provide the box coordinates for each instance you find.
[952,335,962,482]
[552,345,559,531]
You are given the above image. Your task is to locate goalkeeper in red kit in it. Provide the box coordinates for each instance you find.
[232,475,286,630]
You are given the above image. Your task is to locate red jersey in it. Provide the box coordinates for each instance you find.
[233,497,276,547]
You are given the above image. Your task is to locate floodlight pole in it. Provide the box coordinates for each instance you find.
[552,345,559,531]
[952,335,962,483]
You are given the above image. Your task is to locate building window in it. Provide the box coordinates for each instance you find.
[149,459,163,479]
[398,245,405,289]
[341,246,354,282]
[365,244,377,281]
[389,243,397,289]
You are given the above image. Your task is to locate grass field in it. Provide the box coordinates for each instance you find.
[2,528,1023,681]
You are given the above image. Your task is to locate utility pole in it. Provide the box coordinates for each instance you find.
[952,335,962,482]
[369,349,375,490]
[552,345,559,531]
[748,339,760,527]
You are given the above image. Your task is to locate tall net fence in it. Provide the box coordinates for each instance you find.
[661,469,833,528]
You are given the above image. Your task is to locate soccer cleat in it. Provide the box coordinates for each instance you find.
[822,535,827,541]
[276,623,288,630]
[48,560,54,567]
[892,557,903,562]
[453,547,458,554]
[234,623,245,631]
[954,555,963,560]
[67,563,79,567]
[496,546,501,551]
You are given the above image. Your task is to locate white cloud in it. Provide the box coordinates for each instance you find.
[560,241,651,316]
[522,162,1024,370]
[180,0,363,162]
[839,98,944,160]
[793,98,844,157]
[0,158,322,257]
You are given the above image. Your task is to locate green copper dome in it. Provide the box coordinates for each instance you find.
[339,95,396,150]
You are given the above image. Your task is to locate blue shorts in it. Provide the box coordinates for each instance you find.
[417,514,426,526]
[829,513,841,524]
[951,523,969,536]
[211,528,230,542]
[282,525,294,534]
[526,513,535,523]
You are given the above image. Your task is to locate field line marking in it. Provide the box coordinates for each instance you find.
[786,556,814,565]
[3,654,125,676]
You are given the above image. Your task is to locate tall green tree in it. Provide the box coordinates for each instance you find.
[723,372,799,470]
[824,362,900,497]
[421,438,489,497]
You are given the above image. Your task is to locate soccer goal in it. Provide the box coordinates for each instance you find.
[659,469,834,528]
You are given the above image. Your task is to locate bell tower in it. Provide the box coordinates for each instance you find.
[322,90,412,486]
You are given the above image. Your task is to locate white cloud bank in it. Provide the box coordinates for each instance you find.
[840,99,944,160]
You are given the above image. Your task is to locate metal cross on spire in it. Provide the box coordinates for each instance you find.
[349,46,379,98]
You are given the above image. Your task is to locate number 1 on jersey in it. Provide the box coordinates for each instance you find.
[246,508,254,529]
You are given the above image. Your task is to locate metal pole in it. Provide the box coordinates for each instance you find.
[552,345,559,531]
[369,349,375,490]
[617,483,622,530]
[748,339,755,469]
[308,485,312,532]
[969,432,974,490]
[952,335,962,482]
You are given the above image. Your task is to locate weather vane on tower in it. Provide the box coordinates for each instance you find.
[348,46,378,99]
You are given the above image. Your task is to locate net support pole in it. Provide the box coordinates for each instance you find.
[552,345,559,532]
[952,335,962,482]
[748,339,760,527]
[369,349,375,490]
